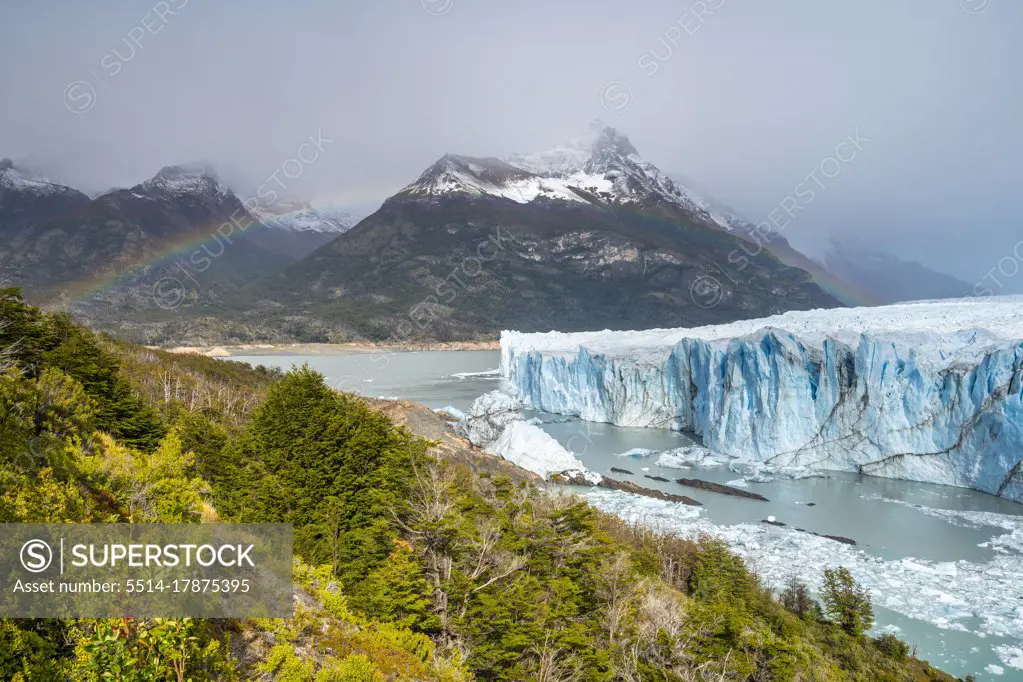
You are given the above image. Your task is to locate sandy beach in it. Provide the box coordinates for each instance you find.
[161,339,500,357]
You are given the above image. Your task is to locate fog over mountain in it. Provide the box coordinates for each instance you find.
[1,0,1020,290]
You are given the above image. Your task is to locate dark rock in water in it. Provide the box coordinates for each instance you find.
[676,477,769,502]
[763,519,858,546]
[806,502,817,507]
[610,467,634,475]
[818,533,857,545]
[557,473,701,506]
[558,473,596,486]
[644,475,671,483]
[601,477,701,506]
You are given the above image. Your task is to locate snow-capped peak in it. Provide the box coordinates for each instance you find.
[502,119,636,177]
[503,123,738,223]
[399,154,589,204]
[0,158,81,196]
[248,199,359,234]
[139,164,231,199]
[395,122,777,239]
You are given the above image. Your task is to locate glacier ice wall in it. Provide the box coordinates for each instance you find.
[503,327,1023,501]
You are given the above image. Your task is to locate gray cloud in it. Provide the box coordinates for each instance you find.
[1,0,1020,288]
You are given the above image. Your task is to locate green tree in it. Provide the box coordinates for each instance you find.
[0,287,54,371]
[778,576,821,620]
[218,366,428,587]
[43,312,165,451]
[360,539,440,632]
[874,632,910,659]
[821,566,874,636]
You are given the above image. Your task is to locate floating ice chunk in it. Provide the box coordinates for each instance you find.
[435,405,466,420]
[729,460,824,482]
[985,664,1004,675]
[995,645,1023,670]
[615,448,656,458]
[726,478,750,488]
[459,391,598,482]
[899,559,958,578]
[451,368,501,378]
[656,445,727,468]
[489,420,597,482]
[457,391,523,446]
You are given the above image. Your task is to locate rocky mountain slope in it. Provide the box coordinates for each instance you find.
[2,165,279,303]
[0,163,362,338]
[0,158,90,242]
[236,123,840,342]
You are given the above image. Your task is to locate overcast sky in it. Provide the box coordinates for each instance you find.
[1,0,1020,288]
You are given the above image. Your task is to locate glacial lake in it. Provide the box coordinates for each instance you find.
[230,349,1023,679]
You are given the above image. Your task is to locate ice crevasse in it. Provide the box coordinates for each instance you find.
[501,297,1023,500]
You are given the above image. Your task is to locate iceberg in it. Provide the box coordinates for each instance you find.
[458,391,599,482]
[614,447,657,458]
[502,297,1023,500]
[656,445,728,469]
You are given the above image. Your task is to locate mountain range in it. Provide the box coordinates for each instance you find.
[0,160,355,326]
[0,124,974,344]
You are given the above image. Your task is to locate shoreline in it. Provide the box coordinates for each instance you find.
[159,340,500,358]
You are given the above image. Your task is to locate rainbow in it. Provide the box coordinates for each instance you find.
[53,190,878,313]
[56,189,386,306]
[800,264,884,308]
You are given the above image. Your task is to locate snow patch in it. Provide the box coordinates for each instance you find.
[0,161,79,195]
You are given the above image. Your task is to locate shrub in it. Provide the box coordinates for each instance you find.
[821,567,874,637]
[874,633,911,659]
[316,655,382,682]
[778,576,821,620]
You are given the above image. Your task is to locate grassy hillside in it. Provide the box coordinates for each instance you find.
[0,287,964,681]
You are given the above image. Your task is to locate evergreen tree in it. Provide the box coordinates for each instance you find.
[218,366,428,587]
[821,566,874,636]
[360,539,440,632]
[43,313,165,451]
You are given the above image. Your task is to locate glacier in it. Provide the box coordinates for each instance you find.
[501,297,1023,500]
